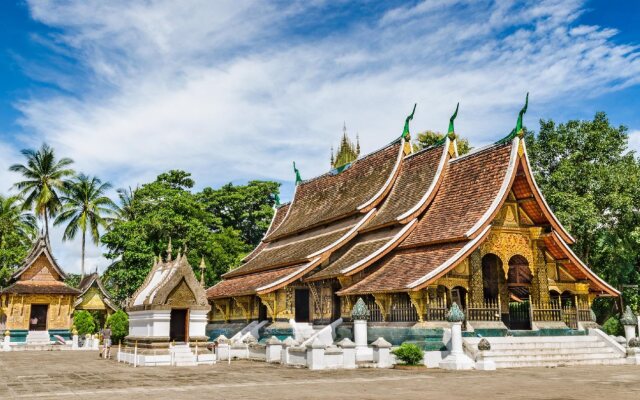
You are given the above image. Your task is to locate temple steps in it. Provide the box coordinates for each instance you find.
[171,344,197,366]
[464,334,626,368]
[26,330,51,345]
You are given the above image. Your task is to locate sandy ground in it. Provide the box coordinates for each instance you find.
[1,351,639,399]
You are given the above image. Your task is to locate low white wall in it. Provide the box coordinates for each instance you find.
[128,310,171,338]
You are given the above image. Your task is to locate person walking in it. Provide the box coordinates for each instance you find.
[100,327,112,359]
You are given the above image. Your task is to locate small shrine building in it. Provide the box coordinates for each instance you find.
[74,272,117,328]
[0,236,80,343]
[206,104,618,335]
[126,244,209,348]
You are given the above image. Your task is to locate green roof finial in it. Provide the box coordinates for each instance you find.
[448,102,459,137]
[515,92,529,137]
[274,193,280,206]
[401,103,417,140]
[293,161,302,185]
[496,93,529,144]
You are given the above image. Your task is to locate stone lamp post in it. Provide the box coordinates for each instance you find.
[620,306,638,342]
[439,302,474,370]
[351,297,370,361]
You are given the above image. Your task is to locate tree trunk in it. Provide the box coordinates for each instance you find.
[81,229,86,278]
[44,209,49,241]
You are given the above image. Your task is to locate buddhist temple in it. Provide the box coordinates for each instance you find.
[206,102,619,345]
[126,242,209,348]
[0,235,80,344]
[74,272,117,328]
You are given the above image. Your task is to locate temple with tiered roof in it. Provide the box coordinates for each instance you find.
[206,101,618,340]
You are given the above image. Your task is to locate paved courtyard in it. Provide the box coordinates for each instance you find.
[0,351,639,399]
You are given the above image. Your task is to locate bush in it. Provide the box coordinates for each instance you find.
[73,311,96,335]
[602,316,623,336]
[392,343,424,366]
[106,310,129,344]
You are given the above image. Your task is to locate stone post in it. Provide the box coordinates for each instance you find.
[337,338,356,369]
[351,297,370,361]
[439,303,474,370]
[281,336,296,365]
[621,306,638,342]
[84,334,91,349]
[265,336,283,363]
[306,337,326,370]
[371,337,392,368]
[3,330,11,352]
[92,334,99,350]
[71,328,79,350]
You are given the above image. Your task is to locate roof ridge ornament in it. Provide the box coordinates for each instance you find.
[497,93,529,144]
[293,161,302,185]
[401,103,417,155]
[448,102,459,137]
[167,238,172,261]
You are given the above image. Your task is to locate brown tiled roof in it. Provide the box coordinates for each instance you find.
[266,142,402,240]
[13,235,68,281]
[207,264,303,299]
[224,221,357,279]
[366,144,446,229]
[306,236,393,281]
[401,142,514,247]
[337,241,468,295]
[1,282,80,295]
[242,203,291,263]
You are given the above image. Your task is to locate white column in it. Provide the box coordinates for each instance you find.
[265,336,283,363]
[337,338,356,369]
[72,334,79,350]
[624,324,636,342]
[3,331,11,352]
[439,322,474,370]
[371,337,392,368]
[306,337,326,370]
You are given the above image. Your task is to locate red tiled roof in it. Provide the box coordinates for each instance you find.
[1,282,80,295]
[366,143,447,229]
[223,215,364,279]
[401,142,514,247]
[207,264,304,299]
[265,142,402,240]
[337,241,469,295]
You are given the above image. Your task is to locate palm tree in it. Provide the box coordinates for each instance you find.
[9,143,75,239]
[54,174,115,277]
[0,194,38,262]
[112,186,138,223]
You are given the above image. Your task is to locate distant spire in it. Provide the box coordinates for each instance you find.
[293,162,302,185]
[332,123,359,169]
[199,257,206,285]
[167,238,173,261]
[356,134,360,155]
[448,103,459,137]
[330,146,335,167]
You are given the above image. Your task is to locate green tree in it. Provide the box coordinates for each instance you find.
[73,310,96,335]
[525,112,640,318]
[54,174,116,278]
[9,143,75,239]
[101,170,252,304]
[106,310,128,344]
[112,187,137,223]
[198,181,280,246]
[0,195,37,286]
[413,130,472,155]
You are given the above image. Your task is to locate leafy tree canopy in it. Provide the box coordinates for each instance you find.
[413,130,472,155]
[102,170,278,304]
[0,194,37,287]
[525,112,640,316]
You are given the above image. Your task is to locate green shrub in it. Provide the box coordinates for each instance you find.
[602,316,623,336]
[106,310,129,344]
[73,311,96,335]
[392,343,424,366]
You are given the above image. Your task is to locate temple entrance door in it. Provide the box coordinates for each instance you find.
[170,309,189,342]
[332,292,341,321]
[29,304,48,331]
[295,289,310,322]
[506,255,533,330]
[258,302,268,321]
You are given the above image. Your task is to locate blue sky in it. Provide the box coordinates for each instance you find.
[1,0,639,274]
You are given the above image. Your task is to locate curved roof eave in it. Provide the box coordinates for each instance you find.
[520,140,576,244]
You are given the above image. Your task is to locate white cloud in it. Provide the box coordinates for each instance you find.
[629,130,640,155]
[2,0,639,274]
